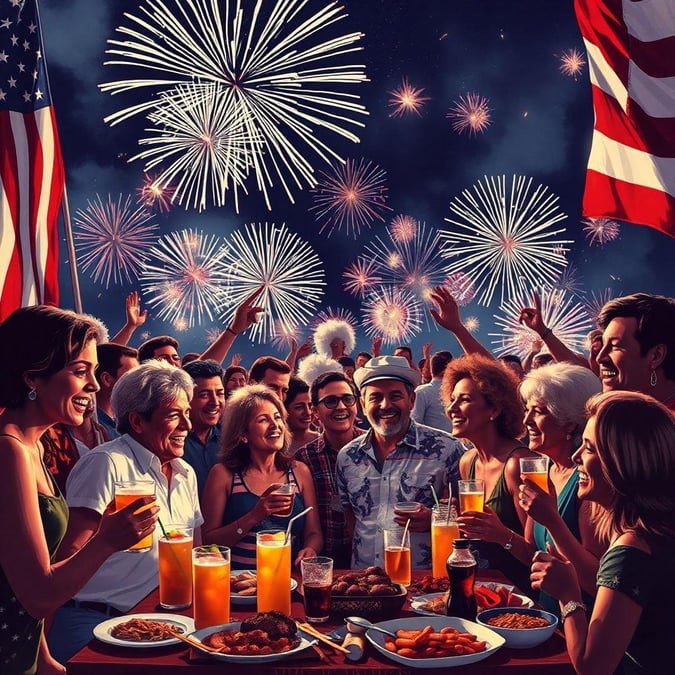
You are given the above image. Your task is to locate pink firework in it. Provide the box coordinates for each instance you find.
[310,158,393,238]
[447,92,492,136]
[585,288,615,322]
[342,257,383,298]
[313,307,358,331]
[582,217,621,247]
[443,272,476,306]
[270,321,303,352]
[559,48,586,79]
[389,215,418,243]
[387,77,431,118]
[362,286,423,345]
[137,173,175,213]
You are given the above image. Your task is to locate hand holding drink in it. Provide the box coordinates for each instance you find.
[270,483,295,518]
[301,557,333,623]
[458,479,485,514]
[113,480,157,552]
[520,456,550,493]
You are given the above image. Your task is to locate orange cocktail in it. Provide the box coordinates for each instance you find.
[256,530,291,614]
[113,480,156,552]
[159,527,193,609]
[192,546,230,629]
[520,456,550,493]
[383,527,411,586]
[431,507,460,578]
[458,479,485,514]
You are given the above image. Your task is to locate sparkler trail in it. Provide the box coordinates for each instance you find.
[440,175,572,307]
[582,217,621,247]
[447,92,492,136]
[387,77,430,117]
[342,257,383,298]
[220,222,326,344]
[362,286,423,345]
[101,0,368,210]
[140,228,231,328]
[74,194,159,288]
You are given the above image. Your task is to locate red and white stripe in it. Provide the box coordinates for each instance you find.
[575,0,675,237]
[0,106,64,321]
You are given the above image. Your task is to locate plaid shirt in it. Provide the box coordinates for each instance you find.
[295,428,364,567]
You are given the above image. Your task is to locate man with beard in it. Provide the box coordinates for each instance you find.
[335,356,464,569]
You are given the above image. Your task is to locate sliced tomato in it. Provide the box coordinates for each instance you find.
[475,585,502,608]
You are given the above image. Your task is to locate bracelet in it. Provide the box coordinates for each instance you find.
[226,327,239,336]
[503,530,514,551]
[540,328,553,339]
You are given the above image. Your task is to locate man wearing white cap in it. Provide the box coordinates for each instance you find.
[335,356,465,569]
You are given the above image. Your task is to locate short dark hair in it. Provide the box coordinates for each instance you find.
[337,356,355,369]
[181,352,201,366]
[356,351,372,361]
[285,375,310,406]
[138,335,179,362]
[96,343,139,385]
[499,354,522,367]
[182,359,223,381]
[248,355,291,383]
[598,293,675,380]
[430,350,453,378]
[394,345,413,360]
[310,371,356,406]
[224,365,248,382]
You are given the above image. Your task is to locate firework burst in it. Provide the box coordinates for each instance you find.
[387,77,430,117]
[205,327,223,344]
[585,288,615,322]
[270,321,303,352]
[464,316,480,333]
[220,222,326,344]
[101,0,368,210]
[552,263,585,298]
[389,214,418,243]
[140,228,231,328]
[440,175,572,307]
[582,217,621,247]
[362,286,423,345]
[74,194,159,288]
[559,48,586,79]
[490,288,592,358]
[137,173,176,213]
[447,92,492,136]
[313,306,358,331]
[443,271,476,307]
[342,257,383,298]
[310,158,392,237]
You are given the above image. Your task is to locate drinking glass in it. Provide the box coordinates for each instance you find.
[271,484,295,518]
[192,545,230,629]
[394,501,421,514]
[383,527,411,587]
[301,556,333,623]
[256,530,291,614]
[158,526,193,609]
[520,456,550,493]
[458,479,485,513]
[431,506,460,578]
[113,480,156,552]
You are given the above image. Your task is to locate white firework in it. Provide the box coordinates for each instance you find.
[441,175,572,307]
[464,316,480,333]
[313,306,358,331]
[101,0,368,210]
[140,228,231,328]
[361,286,423,345]
[342,257,382,298]
[270,321,303,352]
[585,288,615,322]
[489,288,592,358]
[220,222,326,344]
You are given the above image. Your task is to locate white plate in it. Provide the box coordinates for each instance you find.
[411,583,534,617]
[93,613,195,648]
[230,571,297,605]
[188,622,316,663]
[365,616,505,669]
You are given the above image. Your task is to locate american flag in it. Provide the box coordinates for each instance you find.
[575,0,675,238]
[0,0,64,321]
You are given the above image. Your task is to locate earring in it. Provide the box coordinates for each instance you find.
[650,370,657,387]
[489,416,495,422]
[28,388,37,401]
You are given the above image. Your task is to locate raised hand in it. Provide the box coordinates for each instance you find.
[230,353,242,366]
[429,285,462,333]
[518,291,547,336]
[125,291,147,327]
[97,496,159,552]
[229,287,265,335]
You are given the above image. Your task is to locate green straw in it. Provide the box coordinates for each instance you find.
[157,516,168,538]
[429,484,441,511]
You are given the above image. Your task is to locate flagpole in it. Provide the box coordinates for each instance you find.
[61,183,83,313]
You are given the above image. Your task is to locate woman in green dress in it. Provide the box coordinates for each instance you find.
[531,391,675,674]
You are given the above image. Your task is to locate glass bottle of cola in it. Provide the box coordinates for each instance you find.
[445,538,477,620]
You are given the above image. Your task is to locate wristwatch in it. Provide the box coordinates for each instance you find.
[235,520,244,536]
[503,530,514,551]
[561,600,587,622]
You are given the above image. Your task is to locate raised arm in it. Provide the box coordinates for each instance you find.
[109,291,147,345]
[286,338,313,371]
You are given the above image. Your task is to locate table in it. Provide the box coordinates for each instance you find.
[67,571,574,674]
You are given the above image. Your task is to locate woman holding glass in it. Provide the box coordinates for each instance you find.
[202,385,322,568]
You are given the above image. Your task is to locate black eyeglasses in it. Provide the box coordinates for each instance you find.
[317,394,357,409]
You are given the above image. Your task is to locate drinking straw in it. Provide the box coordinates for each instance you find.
[157,517,168,538]
[285,505,313,545]
[401,517,411,548]
[429,484,441,511]
[446,482,453,525]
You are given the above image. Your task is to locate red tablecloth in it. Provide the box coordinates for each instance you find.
[66,570,573,674]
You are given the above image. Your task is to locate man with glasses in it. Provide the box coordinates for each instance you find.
[336,356,465,569]
[295,372,364,568]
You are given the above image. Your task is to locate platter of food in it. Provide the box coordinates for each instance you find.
[330,566,407,618]
[187,612,315,663]
[230,570,298,605]
[93,613,195,648]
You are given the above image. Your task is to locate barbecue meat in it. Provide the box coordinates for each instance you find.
[240,611,296,640]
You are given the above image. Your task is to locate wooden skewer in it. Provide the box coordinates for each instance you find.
[166,629,223,654]
[296,622,351,655]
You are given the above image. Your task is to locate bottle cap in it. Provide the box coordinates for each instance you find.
[453,538,470,549]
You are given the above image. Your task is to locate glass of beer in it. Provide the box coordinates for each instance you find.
[158,526,193,609]
[192,545,230,629]
[520,456,550,493]
[383,527,411,587]
[458,479,485,514]
[301,556,333,623]
[113,480,156,552]
[271,483,295,518]
[256,530,291,614]
[431,505,460,578]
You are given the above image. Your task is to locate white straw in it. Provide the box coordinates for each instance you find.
[446,482,453,524]
[285,505,313,545]
[401,517,411,547]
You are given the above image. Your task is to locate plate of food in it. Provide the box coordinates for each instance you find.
[411,583,534,617]
[364,616,505,668]
[230,570,298,605]
[93,613,195,648]
[187,612,316,663]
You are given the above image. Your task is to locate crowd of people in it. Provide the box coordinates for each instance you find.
[0,286,673,674]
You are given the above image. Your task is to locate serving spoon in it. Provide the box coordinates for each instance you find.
[344,616,397,638]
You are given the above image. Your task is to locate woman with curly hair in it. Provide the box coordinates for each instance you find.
[441,353,532,594]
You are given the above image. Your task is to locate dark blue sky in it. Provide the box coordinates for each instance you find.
[41,0,674,365]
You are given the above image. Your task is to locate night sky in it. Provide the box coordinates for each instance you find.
[40,0,675,366]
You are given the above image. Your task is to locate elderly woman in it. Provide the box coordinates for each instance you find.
[0,306,156,675]
[47,361,203,665]
[202,385,322,569]
[441,353,532,594]
[531,391,675,674]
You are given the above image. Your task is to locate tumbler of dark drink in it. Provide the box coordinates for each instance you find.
[301,556,333,623]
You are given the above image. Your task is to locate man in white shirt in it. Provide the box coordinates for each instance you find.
[411,350,454,433]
